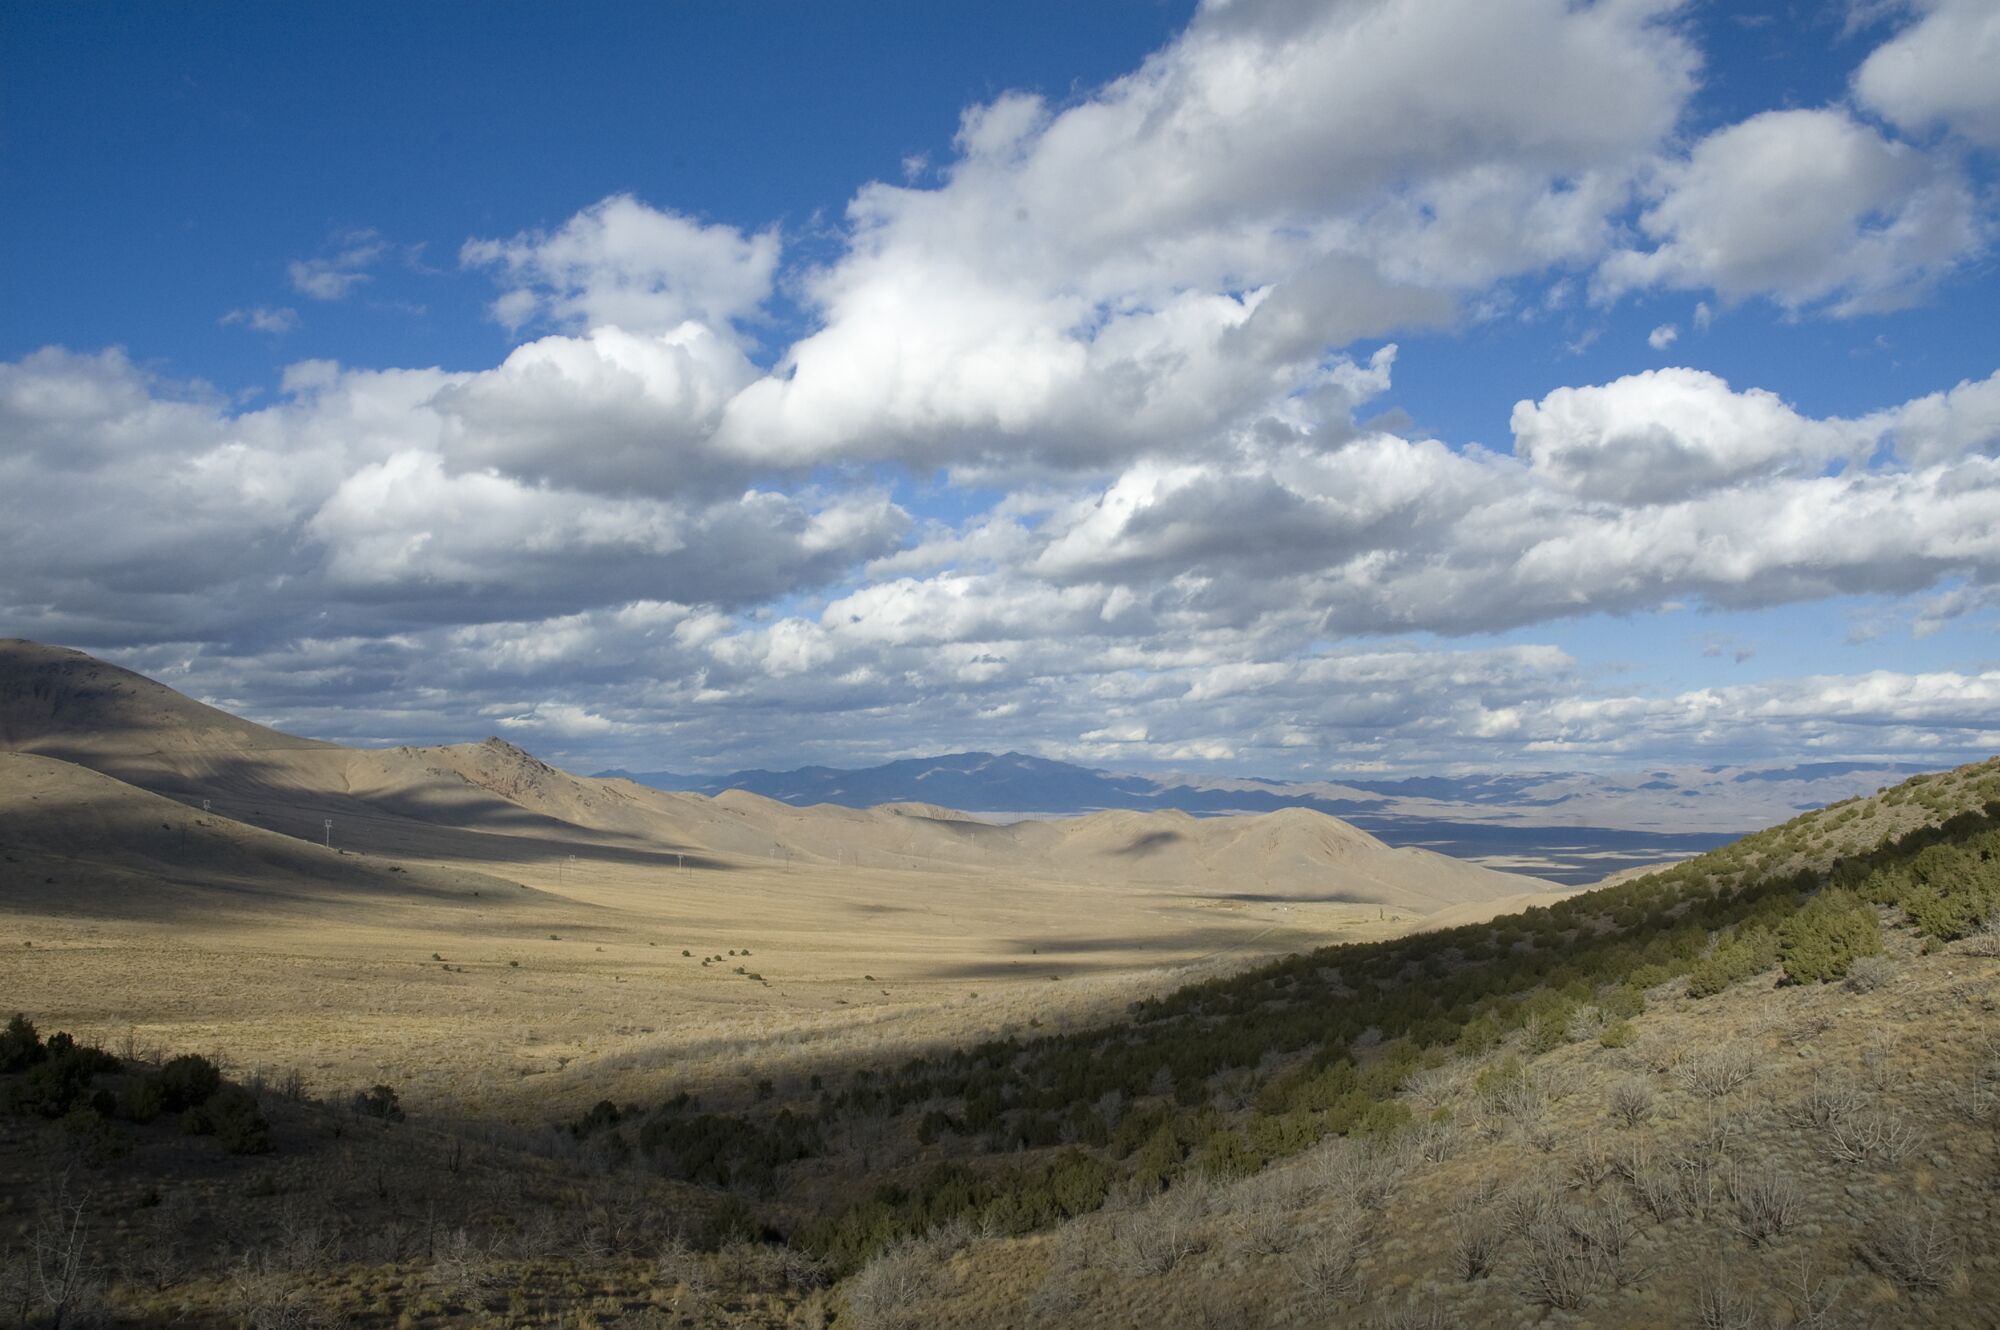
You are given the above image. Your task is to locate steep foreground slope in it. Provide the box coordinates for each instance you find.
[2,759,1993,1328]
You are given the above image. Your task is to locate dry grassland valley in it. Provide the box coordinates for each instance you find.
[2,638,1998,1329]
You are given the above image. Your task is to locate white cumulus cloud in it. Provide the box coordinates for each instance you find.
[461,194,780,340]
[1855,0,2000,149]
[1597,108,1982,314]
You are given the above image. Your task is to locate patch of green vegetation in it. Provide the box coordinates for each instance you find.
[568,1094,823,1192]
[798,1149,1116,1269]
[1777,888,1882,983]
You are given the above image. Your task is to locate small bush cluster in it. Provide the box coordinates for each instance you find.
[352,1084,405,1122]
[1,1018,271,1156]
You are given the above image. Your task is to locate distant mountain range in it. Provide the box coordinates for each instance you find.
[604,752,1178,814]
[599,750,1937,885]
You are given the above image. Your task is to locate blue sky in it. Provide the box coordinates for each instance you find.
[3,0,1998,778]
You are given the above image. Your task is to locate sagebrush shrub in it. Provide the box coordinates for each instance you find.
[1842,954,1897,992]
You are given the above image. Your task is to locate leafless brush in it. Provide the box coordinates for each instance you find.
[845,1228,959,1330]
[1519,1210,1597,1310]
[776,1245,832,1294]
[1565,1133,1614,1192]
[1027,1262,1085,1320]
[1822,1105,1918,1165]
[1046,1218,1094,1274]
[1608,1077,1654,1128]
[1688,1100,1743,1162]
[1450,1207,1501,1281]
[1292,1207,1371,1300]
[1336,1148,1399,1211]
[1619,1140,1683,1223]
[656,1234,710,1301]
[1784,1255,1844,1330]
[1960,915,2000,957]
[1727,1167,1801,1247]
[1692,1271,1759,1330]
[428,1228,501,1309]
[1950,1051,2000,1124]
[1859,1213,1958,1296]
[1115,1183,1211,1277]
[1498,1180,1557,1237]
[1566,1004,1609,1043]
[226,1253,327,1330]
[1785,1072,1862,1132]
[1029,1220,1091,1318]
[1669,1149,1725,1221]
[1584,1196,1647,1288]
[1676,1044,1757,1099]
[271,1193,339,1275]
[0,1244,30,1330]
[1857,1038,1894,1092]
[1639,1033,1688,1075]
[31,1169,96,1330]
[1230,1200,1298,1257]
[1414,1116,1461,1165]
[1406,1064,1463,1111]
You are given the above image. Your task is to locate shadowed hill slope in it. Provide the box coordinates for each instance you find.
[0,750,538,920]
[0,639,1557,915]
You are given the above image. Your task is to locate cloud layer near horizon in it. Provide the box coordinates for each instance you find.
[5,0,1999,775]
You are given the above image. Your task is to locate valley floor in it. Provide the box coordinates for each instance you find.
[1,843,1425,1124]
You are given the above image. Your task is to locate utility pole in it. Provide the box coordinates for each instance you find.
[323,819,332,849]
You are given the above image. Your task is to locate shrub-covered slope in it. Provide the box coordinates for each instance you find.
[649,760,1994,1271]
[786,757,2000,1326]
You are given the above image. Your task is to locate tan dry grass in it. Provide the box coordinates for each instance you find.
[0,753,1428,1122]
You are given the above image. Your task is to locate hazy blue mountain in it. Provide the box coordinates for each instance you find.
[652,751,1162,812]
[1730,761,1929,783]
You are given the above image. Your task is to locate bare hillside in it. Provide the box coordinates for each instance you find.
[0,639,1558,917]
